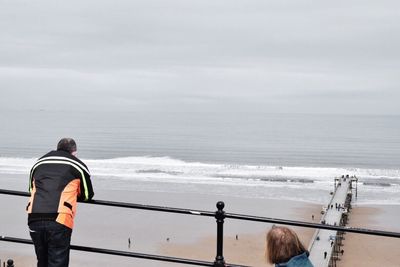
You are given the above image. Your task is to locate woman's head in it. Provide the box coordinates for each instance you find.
[266,226,307,264]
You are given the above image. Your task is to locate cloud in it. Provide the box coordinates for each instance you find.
[0,0,399,114]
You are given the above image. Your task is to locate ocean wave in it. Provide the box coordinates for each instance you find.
[212,174,314,183]
[0,156,399,182]
[1,156,399,204]
[363,182,391,187]
[136,169,183,175]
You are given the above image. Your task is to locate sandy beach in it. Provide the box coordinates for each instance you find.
[160,204,320,267]
[1,188,400,267]
[159,203,400,267]
[0,189,320,267]
[337,205,400,267]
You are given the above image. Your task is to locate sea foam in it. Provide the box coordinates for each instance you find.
[1,156,399,183]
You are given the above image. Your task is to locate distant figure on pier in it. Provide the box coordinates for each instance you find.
[236,234,238,240]
[311,214,314,220]
[266,226,314,267]
[341,249,344,255]
[324,251,327,259]
[128,237,131,248]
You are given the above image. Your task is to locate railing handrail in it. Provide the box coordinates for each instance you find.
[0,236,248,267]
[1,188,400,239]
[0,188,215,216]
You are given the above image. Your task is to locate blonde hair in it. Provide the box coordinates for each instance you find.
[266,226,307,264]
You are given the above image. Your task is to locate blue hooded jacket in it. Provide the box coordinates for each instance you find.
[275,252,314,267]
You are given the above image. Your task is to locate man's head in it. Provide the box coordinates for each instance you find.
[57,138,77,155]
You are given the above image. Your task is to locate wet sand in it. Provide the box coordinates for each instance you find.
[1,189,399,267]
[337,205,400,267]
[160,204,400,267]
[160,205,320,267]
[0,190,321,267]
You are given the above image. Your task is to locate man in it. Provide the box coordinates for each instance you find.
[27,138,94,267]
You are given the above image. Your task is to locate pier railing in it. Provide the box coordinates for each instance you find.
[1,189,400,267]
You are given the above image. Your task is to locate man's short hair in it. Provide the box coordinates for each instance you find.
[57,138,77,153]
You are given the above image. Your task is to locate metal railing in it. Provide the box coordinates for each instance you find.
[1,189,400,267]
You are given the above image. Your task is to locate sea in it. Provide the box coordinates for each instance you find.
[0,109,399,205]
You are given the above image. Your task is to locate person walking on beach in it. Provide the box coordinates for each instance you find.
[27,138,94,267]
[266,226,314,267]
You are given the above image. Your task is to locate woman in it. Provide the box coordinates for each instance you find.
[266,226,314,267]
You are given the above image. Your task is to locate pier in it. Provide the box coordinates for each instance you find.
[308,175,356,267]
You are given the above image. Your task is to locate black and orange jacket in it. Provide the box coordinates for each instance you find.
[27,150,94,229]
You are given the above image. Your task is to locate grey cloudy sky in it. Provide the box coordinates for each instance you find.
[1,0,399,114]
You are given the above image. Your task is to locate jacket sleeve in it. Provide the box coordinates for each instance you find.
[29,164,37,193]
[78,166,94,202]
[29,170,34,193]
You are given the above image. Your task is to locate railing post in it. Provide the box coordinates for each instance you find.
[214,201,226,267]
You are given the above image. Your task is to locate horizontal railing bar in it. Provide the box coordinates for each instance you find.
[90,199,215,217]
[0,189,29,197]
[0,189,215,217]
[1,188,400,239]
[0,236,248,267]
[224,213,400,239]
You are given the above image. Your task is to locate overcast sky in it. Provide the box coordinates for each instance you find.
[1,0,399,115]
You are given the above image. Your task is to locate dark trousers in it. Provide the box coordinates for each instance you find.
[29,221,72,267]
